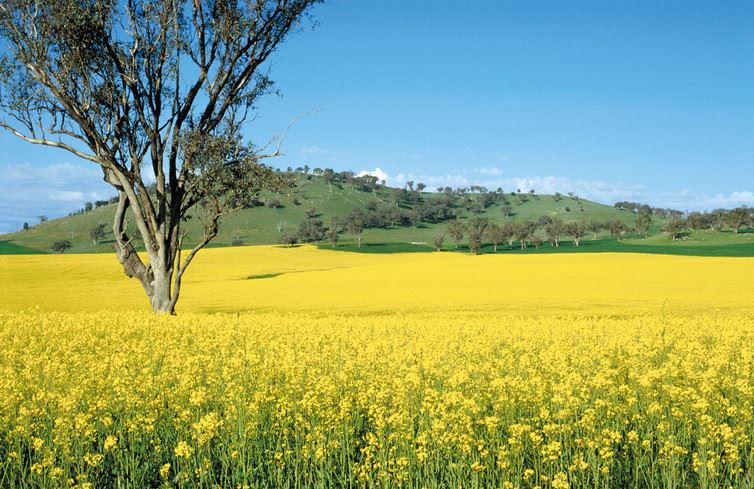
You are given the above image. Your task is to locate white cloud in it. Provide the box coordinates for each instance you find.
[372,168,644,203]
[0,162,113,234]
[357,167,390,182]
[652,190,754,211]
[478,166,504,176]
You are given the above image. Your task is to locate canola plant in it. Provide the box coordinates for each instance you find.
[0,246,753,488]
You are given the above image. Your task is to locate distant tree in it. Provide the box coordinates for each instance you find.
[607,220,629,240]
[391,188,404,208]
[447,220,466,249]
[323,169,336,193]
[416,182,426,193]
[501,205,513,218]
[267,198,283,209]
[297,219,325,243]
[588,221,603,240]
[84,202,93,213]
[663,218,687,241]
[305,207,318,219]
[433,233,445,251]
[51,240,72,253]
[37,215,48,224]
[466,218,488,255]
[553,192,562,202]
[484,223,506,252]
[635,214,652,238]
[89,224,106,245]
[513,221,538,250]
[502,222,517,247]
[342,171,356,191]
[564,221,587,247]
[346,211,365,248]
[544,218,564,247]
[327,218,340,248]
[710,209,726,231]
[280,234,298,247]
[686,212,713,231]
[530,236,543,249]
[22,222,29,231]
[725,207,751,233]
[230,229,244,247]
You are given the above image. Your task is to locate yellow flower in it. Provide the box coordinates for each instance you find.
[174,441,193,459]
[104,435,118,451]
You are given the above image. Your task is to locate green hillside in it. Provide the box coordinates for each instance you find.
[2,173,647,254]
[7,172,754,256]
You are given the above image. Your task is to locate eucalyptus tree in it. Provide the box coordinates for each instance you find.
[484,222,505,252]
[635,213,652,238]
[0,0,321,313]
[447,220,466,249]
[564,221,587,247]
[466,217,488,255]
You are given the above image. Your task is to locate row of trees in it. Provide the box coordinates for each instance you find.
[440,218,628,254]
[661,207,753,240]
[67,199,116,217]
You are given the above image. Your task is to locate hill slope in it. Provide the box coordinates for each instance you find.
[1,173,642,254]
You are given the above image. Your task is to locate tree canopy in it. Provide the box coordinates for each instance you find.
[0,0,321,313]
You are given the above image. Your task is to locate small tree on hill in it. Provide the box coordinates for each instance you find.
[323,169,336,193]
[433,233,445,251]
[466,218,488,255]
[725,207,751,234]
[564,221,587,247]
[484,223,505,253]
[346,212,365,248]
[89,224,107,245]
[447,220,466,249]
[635,214,652,238]
[513,221,538,250]
[544,218,564,247]
[663,218,686,241]
[588,221,603,240]
[52,240,72,253]
[607,220,629,240]
[280,234,298,247]
[327,218,340,248]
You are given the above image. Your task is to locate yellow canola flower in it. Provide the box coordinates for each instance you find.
[0,247,752,487]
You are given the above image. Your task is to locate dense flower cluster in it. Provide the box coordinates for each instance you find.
[0,311,752,488]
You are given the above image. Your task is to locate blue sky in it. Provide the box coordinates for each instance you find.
[3,0,754,232]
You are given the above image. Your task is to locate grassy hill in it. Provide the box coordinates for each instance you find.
[1,173,642,254]
[4,172,754,256]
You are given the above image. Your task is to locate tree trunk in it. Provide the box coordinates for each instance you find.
[493,243,498,252]
[148,266,175,314]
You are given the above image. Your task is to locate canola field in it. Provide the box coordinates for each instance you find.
[1,246,754,488]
